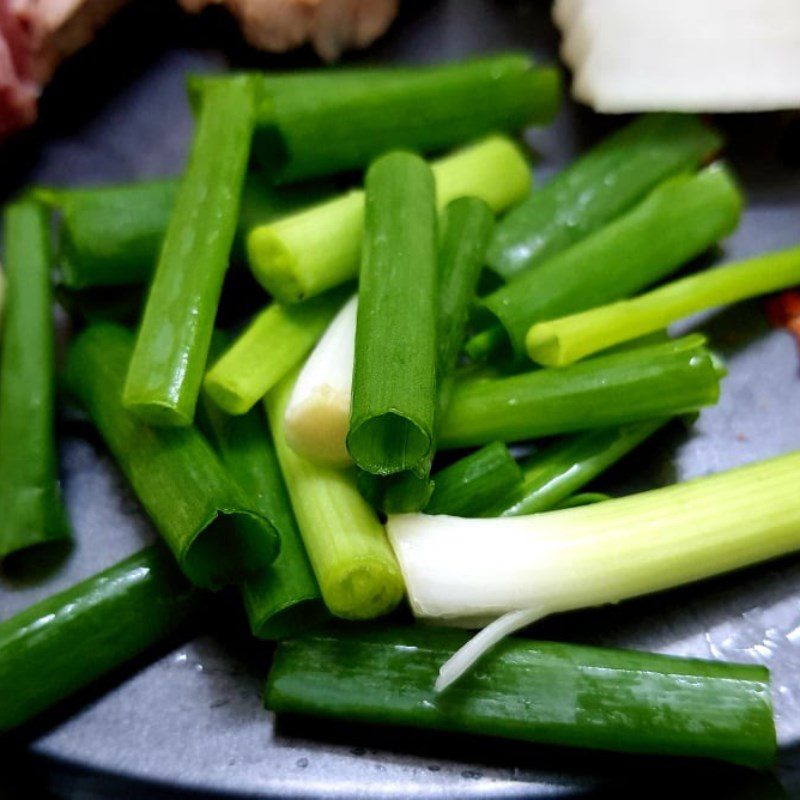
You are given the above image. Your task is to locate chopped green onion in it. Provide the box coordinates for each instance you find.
[266,372,404,620]
[528,245,800,366]
[37,176,331,290]
[251,54,559,183]
[65,324,278,590]
[203,285,350,416]
[348,152,438,475]
[387,448,800,631]
[0,545,201,732]
[284,295,357,466]
[366,196,496,512]
[439,335,721,449]
[247,136,530,304]
[471,162,742,357]
[0,200,71,562]
[487,114,722,281]
[556,492,611,509]
[266,627,776,769]
[199,396,326,639]
[483,420,669,516]
[425,443,522,517]
[123,77,254,426]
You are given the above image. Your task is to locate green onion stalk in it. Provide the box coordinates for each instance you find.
[65,324,279,590]
[0,199,71,562]
[123,77,254,426]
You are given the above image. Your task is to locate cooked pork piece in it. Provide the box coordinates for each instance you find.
[178,0,399,61]
[0,0,129,135]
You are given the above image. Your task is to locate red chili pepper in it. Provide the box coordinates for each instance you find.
[764,290,800,351]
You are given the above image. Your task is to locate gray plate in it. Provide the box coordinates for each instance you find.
[3,0,800,797]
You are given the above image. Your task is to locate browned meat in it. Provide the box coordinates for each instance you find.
[178,0,399,61]
[0,0,129,136]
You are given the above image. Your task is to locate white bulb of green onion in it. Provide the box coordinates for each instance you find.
[284,294,357,466]
[387,449,800,690]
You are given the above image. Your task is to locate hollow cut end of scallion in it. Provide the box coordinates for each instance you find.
[347,413,433,476]
[324,559,406,621]
[245,594,329,641]
[182,509,280,591]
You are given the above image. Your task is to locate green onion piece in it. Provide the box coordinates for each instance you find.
[425,443,523,517]
[203,285,350,416]
[483,420,669,516]
[387,448,800,636]
[0,200,71,562]
[439,335,721,449]
[65,324,278,590]
[471,162,742,357]
[556,492,611,509]
[266,627,776,769]
[361,196,495,508]
[199,397,326,639]
[247,136,530,304]
[348,152,438,475]
[0,546,201,733]
[487,114,722,281]
[251,55,559,183]
[266,372,404,620]
[528,245,800,366]
[37,177,331,290]
[123,78,254,426]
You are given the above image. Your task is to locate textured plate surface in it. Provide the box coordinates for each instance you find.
[3,1,800,797]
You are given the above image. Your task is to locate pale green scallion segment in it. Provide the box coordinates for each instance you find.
[247,136,531,304]
[425,442,523,517]
[469,162,742,358]
[366,197,495,511]
[266,373,404,620]
[439,335,721,449]
[199,397,326,639]
[348,152,438,475]
[203,285,350,416]
[528,245,800,366]
[487,114,723,281]
[266,627,776,769]
[123,77,255,426]
[0,199,71,562]
[65,324,279,590]
[482,420,669,517]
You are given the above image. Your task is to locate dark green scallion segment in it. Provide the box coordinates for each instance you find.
[556,492,610,509]
[266,627,776,769]
[0,546,201,733]
[487,114,722,281]
[367,197,495,511]
[249,54,559,183]
[470,163,742,357]
[440,335,721,449]
[482,420,668,517]
[64,324,278,590]
[348,152,438,475]
[425,442,522,517]
[123,78,255,426]
[199,396,327,639]
[0,200,71,562]
[38,176,331,290]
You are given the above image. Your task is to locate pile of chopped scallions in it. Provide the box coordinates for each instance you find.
[3,52,800,773]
